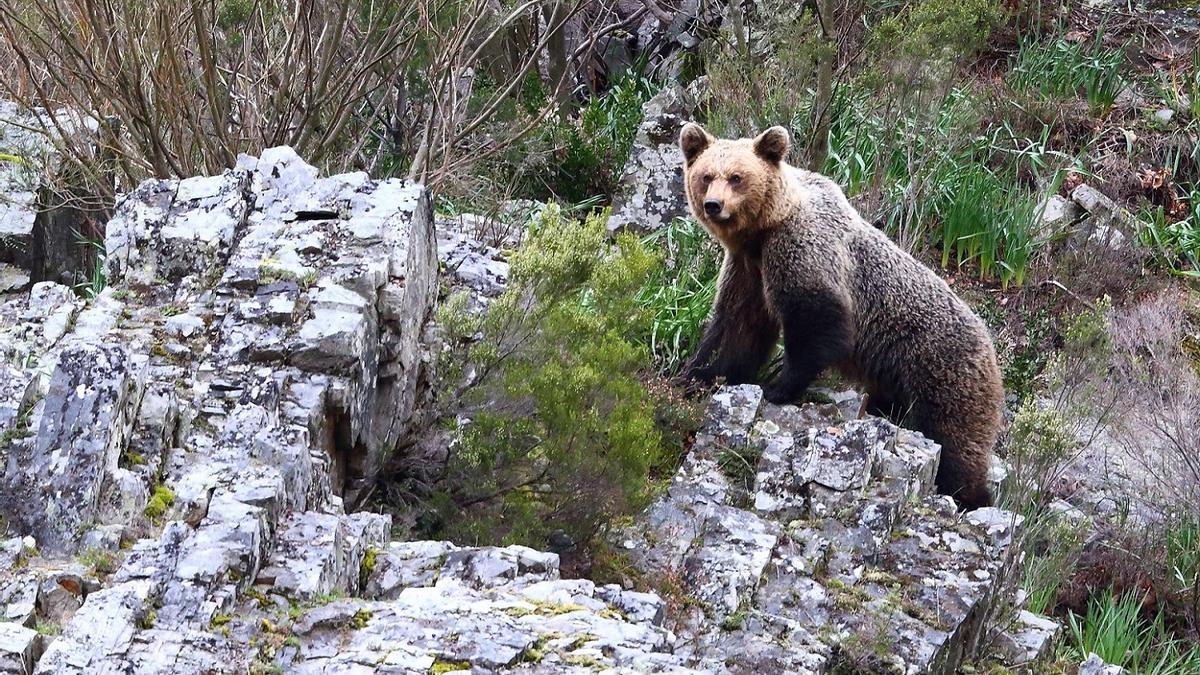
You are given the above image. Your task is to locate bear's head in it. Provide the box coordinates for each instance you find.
[680,123,791,244]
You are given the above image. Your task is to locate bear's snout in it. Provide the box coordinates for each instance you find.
[703,199,723,216]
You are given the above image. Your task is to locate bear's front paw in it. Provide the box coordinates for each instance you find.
[680,364,717,386]
[761,382,799,404]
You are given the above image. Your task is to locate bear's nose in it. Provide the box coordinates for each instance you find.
[703,199,723,216]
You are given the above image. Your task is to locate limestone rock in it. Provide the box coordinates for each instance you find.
[1036,194,1081,236]
[1,344,143,555]
[0,622,40,675]
[990,609,1060,667]
[607,84,697,234]
[619,385,1028,673]
[1078,652,1128,675]
[1070,184,1133,249]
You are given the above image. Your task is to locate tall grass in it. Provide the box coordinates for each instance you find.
[934,162,1038,288]
[1166,518,1199,596]
[1065,589,1200,674]
[1138,183,1200,278]
[636,218,721,371]
[1010,31,1125,114]
[814,86,1054,288]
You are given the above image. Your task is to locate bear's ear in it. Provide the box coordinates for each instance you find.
[753,126,791,164]
[680,123,713,165]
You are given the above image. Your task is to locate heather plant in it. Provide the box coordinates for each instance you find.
[430,205,689,548]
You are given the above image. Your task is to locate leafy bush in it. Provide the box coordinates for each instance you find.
[1166,518,1199,600]
[430,205,694,548]
[551,74,660,203]
[485,72,660,204]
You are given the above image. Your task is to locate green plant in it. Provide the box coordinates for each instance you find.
[1020,517,1086,615]
[636,218,722,371]
[143,485,176,521]
[1009,398,1077,470]
[1166,517,1199,594]
[1004,307,1054,400]
[430,205,671,547]
[934,161,1038,288]
[72,229,106,299]
[1138,186,1200,278]
[546,72,660,203]
[1063,588,1200,673]
[1009,31,1124,114]
[77,547,120,575]
[479,68,659,204]
[1065,589,1149,667]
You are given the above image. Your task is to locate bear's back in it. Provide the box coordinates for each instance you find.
[773,167,994,393]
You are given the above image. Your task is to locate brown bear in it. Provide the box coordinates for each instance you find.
[679,122,1003,510]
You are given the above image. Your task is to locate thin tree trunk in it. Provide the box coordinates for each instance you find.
[543,0,569,106]
[808,0,835,172]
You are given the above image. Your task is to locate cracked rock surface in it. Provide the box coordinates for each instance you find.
[616,385,1043,675]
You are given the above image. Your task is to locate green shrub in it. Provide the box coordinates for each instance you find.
[1007,398,1077,482]
[431,205,677,547]
[552,74,660,203]
[933,160,1038,288]
[483,71,660,204]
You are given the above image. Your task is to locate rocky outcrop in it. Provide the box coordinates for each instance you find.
[0,146,445,672]
[615,385,1045,674]
[2,145,1054,673]
[607,84,697,234]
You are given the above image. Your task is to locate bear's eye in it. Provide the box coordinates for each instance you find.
[702,173,713,184]
[729,174,743,185]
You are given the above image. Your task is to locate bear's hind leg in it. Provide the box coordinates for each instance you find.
[919,415,994,510]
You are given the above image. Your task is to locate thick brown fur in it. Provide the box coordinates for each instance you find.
[679,123,1004,510]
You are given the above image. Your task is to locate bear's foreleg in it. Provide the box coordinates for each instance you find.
[682,253,778,385]
[762,289,853,404]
